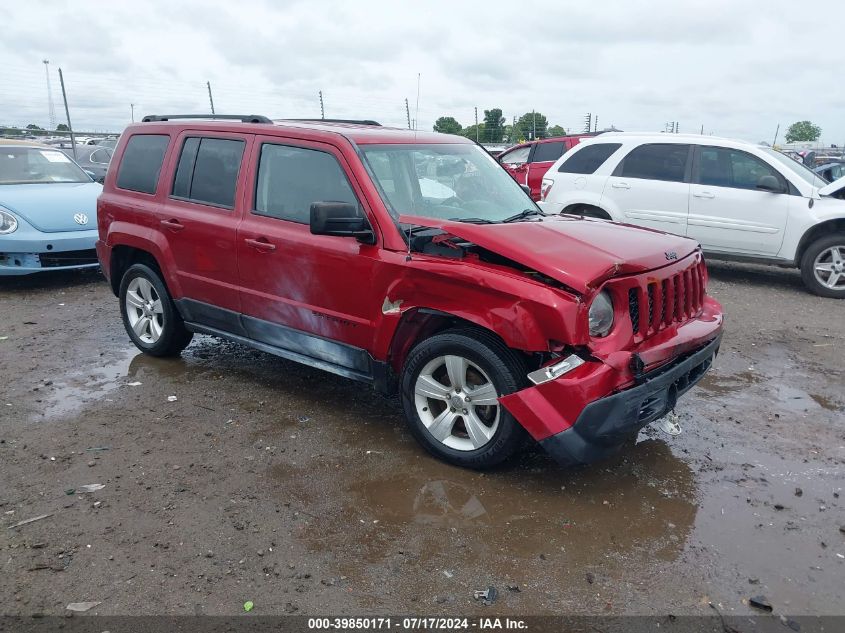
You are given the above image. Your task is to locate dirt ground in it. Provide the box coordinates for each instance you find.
[1,261,843,617]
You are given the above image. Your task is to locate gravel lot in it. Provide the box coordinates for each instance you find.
[1,261,843,617]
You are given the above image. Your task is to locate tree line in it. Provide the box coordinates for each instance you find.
[433,109,566,143]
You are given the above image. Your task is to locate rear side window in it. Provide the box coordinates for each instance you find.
[620,143,690,183]
[116,134,169,194]
[254,144,358,224]
[532,141,565,163]
[500,146,531,165]
[558,143,621,174]
[171,137,245,208]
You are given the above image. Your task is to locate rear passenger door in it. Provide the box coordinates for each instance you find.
[526,141,566,200]
[602,143,691,235]
[499,145,532,187]
[157,132,251,323]
[236,136,381,374]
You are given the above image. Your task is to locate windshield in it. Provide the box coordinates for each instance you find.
[360,143,538,223]
[763,148,826,187]
[0,147,91,185]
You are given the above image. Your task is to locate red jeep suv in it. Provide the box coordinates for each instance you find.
[97,115,723,469]
[499,134,596,200]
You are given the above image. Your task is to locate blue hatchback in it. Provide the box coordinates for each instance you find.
[0,141,102,275]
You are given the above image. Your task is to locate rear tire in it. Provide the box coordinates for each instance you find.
[400,328,528,469]
[568,205,611,220]
[119,263,193,356]
[799,234,845,298]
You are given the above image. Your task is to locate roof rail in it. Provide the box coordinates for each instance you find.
[281,118,382,126]
[141,114,272,124]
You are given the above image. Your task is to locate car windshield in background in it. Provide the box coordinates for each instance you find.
[0,147,91,185]
[361,143,538,223]
[764,148,826,186]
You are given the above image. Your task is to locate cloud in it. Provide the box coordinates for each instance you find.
[0,0,841,144]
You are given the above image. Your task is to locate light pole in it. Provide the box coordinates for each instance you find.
[43,59,56,130]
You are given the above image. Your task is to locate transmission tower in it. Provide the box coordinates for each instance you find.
[43,60,56,130]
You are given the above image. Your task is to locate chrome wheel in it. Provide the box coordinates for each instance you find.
[813,246,845,290]
[125,277,164,344]
[413,355,500,451]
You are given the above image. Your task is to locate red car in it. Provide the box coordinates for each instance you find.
[97,115,723,469]
[499,135,596,200]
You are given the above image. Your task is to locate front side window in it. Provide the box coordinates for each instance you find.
[558,143,622,174]
[361,143,537,223]
[532,141,565,163]
[698,147,783,191]
[500,146,531,165]
[116,134,169,194]
[0,147,91,185]
[620,143,690,183]
[172,137,245,208]
[254,144,358,224]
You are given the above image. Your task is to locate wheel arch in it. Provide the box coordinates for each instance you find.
[795,219,845,266]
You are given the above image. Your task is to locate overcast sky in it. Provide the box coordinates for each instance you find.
[2,0,842,145]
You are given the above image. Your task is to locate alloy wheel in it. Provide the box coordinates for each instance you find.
[125,277,164,344]
[813,246,845,290]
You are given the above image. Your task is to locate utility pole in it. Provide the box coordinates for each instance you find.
[206,81,215,114]
[130,103,135,123]
[43,60,56,130]
[583,113,592,134]
[772,123,780,147]
[700,124,704,135]
[319,91,325,119]
[475,107,479,143]
[57,68,77,161]
[532,110,536,140]
[594,116,598,133]
[405,98,411,129]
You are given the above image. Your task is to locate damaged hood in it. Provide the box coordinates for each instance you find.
[401,214,699,294]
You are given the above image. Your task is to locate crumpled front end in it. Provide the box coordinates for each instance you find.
[499,251,724,466]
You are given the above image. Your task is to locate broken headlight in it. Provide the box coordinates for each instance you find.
[588,290,614,337]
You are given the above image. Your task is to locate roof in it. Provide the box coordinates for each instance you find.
[130,117,470,145]
[595,131,749,144]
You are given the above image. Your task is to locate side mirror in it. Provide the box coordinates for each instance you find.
[520,184,532,197]
[757,174,784,193]
[310,201,374,243]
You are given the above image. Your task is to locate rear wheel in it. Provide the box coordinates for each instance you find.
[119,263,193,356]
[800,234,845,298]
[400,328,528,469]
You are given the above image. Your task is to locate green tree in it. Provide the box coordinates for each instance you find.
[548,124,566,137]
[433,116,462,135]
[516,112,548,140]
[26,124,44,130]
[56,123,69,131]
[482,108,505,142]
[461,123,486,142]
[785,121,821,143]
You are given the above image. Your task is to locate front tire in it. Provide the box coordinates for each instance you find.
[800,234,845,298]
[400,328,528,469]
[119,263,193,356]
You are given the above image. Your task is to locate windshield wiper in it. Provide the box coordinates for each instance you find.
[502,208,546,223]
[450,217,495,224]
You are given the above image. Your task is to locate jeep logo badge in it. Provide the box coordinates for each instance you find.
[665,251,678,261]
[73,213,89,225]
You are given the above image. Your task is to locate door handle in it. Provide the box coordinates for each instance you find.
[160,219,185,231]
[244,237,276,252]
[693,191,715,199]
[611,182,630,189]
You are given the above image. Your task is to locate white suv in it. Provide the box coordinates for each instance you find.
[539,133,845,298]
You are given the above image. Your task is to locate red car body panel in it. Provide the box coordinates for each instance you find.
[97,119,723,466]
[499,135,594,200]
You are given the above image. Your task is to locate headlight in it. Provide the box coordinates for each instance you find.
[0,210,18,235]
[588,290,614,337]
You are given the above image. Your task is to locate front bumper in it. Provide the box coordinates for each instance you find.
[0,229,99,275]
[538,334,720,466]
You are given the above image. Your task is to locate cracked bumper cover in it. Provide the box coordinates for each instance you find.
[500,326,722,466]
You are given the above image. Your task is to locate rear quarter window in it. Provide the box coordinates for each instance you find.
[532,141,565,163]
[558,143,622,174]
[116,134,169,194]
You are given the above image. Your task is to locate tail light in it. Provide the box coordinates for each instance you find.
[541,178,554,201]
